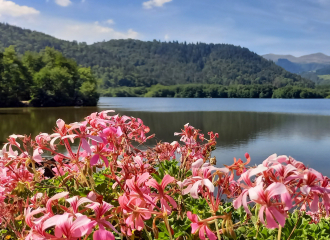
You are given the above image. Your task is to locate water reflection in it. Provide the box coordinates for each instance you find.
[1,99,330,175]
[2,108,330,146]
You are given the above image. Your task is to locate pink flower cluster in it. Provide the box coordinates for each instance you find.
[0,110,329,240]
[233,154,330,228]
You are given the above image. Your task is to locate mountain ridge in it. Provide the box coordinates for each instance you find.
[263,53,330,64]
[0,22,314,89]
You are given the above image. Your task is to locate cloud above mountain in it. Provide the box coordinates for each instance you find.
[0,0,39,17]
[55,0,72,7]
[143,0,172,9]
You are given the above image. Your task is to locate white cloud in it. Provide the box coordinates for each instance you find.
[143,0,172,9]
[1,10,139,44]
[164,34,169,40]
[55,0,72,7]
[0,0,39,17]
[58,23,138,43]
[105,19,115,25]
[81,0,85,2]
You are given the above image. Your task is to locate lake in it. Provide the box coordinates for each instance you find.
[1,97,330,175]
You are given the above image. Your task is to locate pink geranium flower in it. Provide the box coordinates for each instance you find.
[234,164,267,215]
[119,195,153,233]
[249,182,290,229]
[178,159,228,199]
[146,174,177,213]
[43,213,92,239]
[187,211,217,240]
[86,201,119,235]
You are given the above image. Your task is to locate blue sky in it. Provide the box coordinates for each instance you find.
[0,0,329,56]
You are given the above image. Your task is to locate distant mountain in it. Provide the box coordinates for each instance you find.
[263,53,330,74]
[0,22,314,88]
[300,66,330,85]
[263,53,330,64]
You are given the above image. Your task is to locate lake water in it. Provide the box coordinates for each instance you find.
[1,97,330,176]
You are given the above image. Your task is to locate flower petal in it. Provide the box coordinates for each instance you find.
[90,154,100,166]
[161,174,175,190]
[192,159,204,168]
[205,226,217,240]
[81,138,91,155]
[190,180,202,199]
[269,206,285,227]
[266,182,287,199]
[265,207,279,229]
[310,193,319,212]
[203,179,214,193]
[93,228,115,240]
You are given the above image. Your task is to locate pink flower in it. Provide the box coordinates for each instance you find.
[249,183,290,228]
[119,196,153,233]
[187,211,217,240]
[179,159,228,199]
[93,225,115,240]
[24,207,51,240]
[43,213,92,239]
[233,164,267,215]
[86,201,118,234]
[146,174,177,213]
[66,196,93,214]
[125,172,152,202]
[46,192,69,215]
[90,143,110,167]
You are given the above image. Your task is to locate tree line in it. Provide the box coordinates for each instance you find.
[0,46,99,107]
[101,84,330,99]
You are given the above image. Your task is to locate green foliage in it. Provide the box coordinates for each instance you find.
[234,210,330,240]
[0,45,99,107]
[0,46,31,107]
[272,86,324,98]
[99,84,328,99]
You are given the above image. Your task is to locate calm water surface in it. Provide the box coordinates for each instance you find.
[1,98,330,175]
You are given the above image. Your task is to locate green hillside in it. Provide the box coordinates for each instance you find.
[0,23,314,90]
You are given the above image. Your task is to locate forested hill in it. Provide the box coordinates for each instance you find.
[0,22,313,88]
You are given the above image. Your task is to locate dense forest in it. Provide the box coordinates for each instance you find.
[0,46,99,107]
[0,23,314,89]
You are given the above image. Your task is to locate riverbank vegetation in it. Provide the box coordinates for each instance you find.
[1,111,330,239]
[0,46,99,107]
[100,84,330,98]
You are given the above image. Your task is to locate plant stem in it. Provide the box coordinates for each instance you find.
[287,213,301,240]
[278,224,282,240]
[215,218,222,240]
[164,216,173,240]
[144,225,153,240]
[255,220,260,238]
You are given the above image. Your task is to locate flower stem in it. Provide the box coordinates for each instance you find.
[144,225,153,240]
[215,218,221,240]
[164,216,173,240]
[278,224,282,240]
[287,213,301,240]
